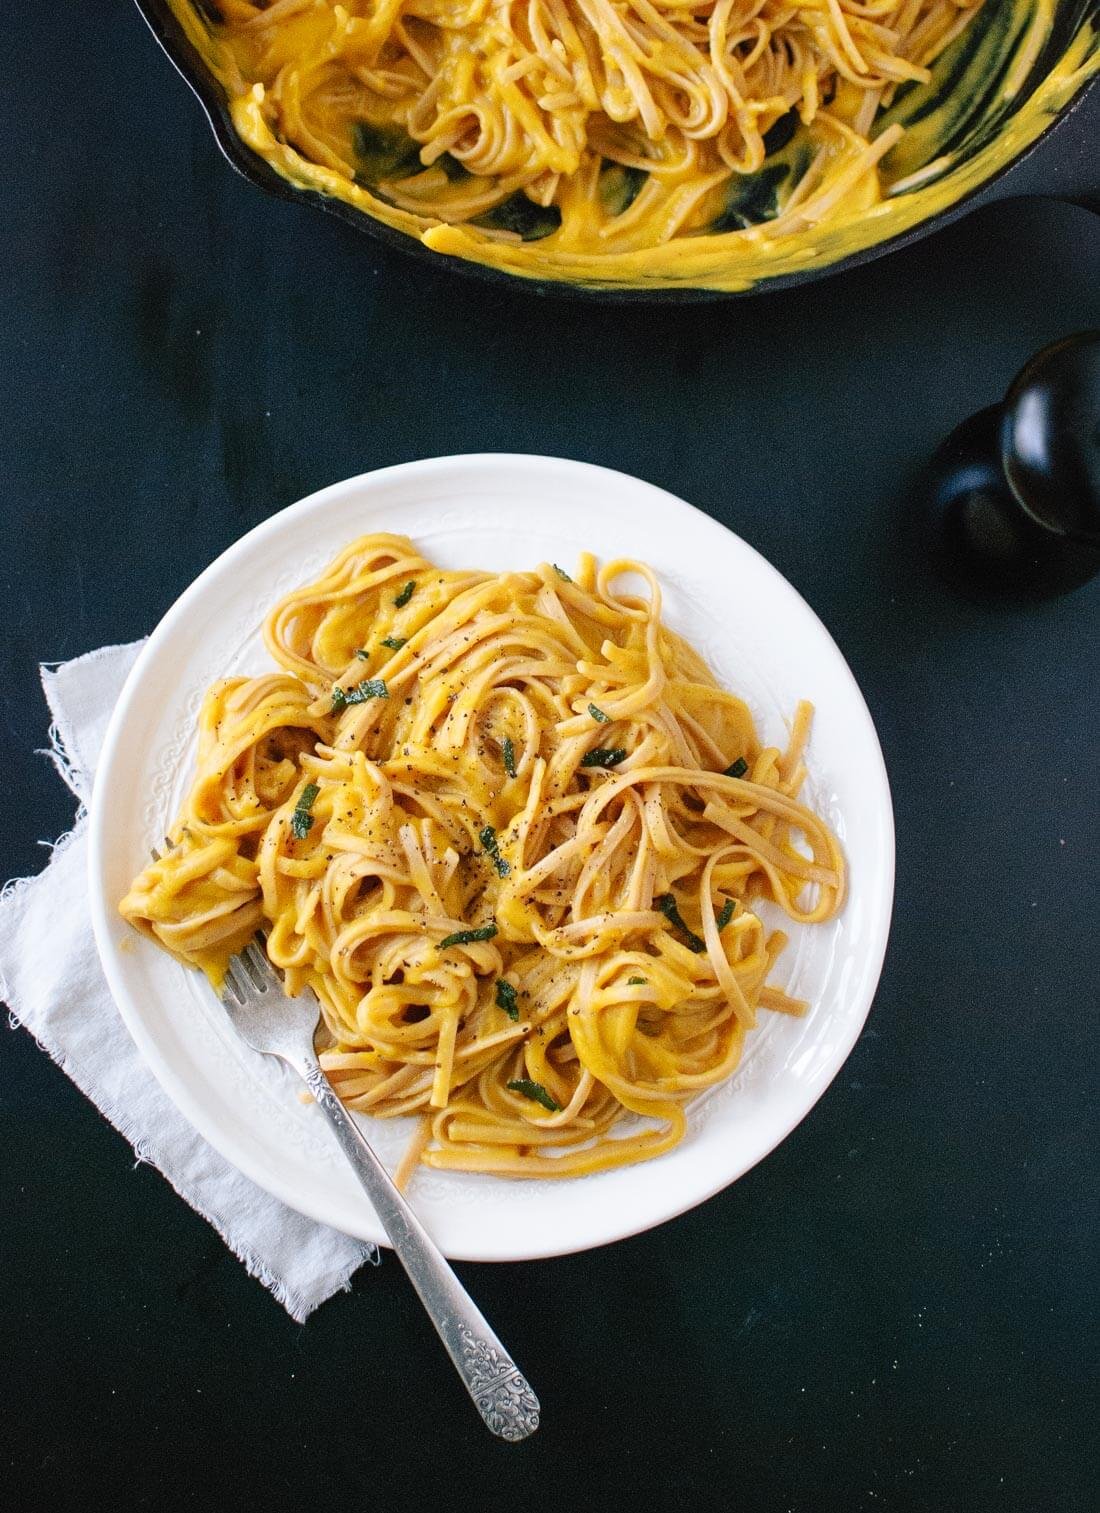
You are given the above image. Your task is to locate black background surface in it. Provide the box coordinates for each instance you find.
[2,7,1097,1512]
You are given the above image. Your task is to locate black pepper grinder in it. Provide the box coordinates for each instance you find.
[924,331,1100,598]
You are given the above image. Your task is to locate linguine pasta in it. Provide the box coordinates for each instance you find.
[120,534,845,1180]
[170,0,994,277]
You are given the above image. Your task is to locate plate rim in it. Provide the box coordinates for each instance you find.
[88,453,895,1260]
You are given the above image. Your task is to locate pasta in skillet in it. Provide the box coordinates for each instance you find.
[166,0,999,282]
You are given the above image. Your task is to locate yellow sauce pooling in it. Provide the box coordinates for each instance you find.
[167,0,1093,290]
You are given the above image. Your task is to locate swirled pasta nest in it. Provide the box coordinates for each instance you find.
[122,533,845,1179]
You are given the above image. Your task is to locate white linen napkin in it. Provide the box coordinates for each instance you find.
[0,642,379,1321]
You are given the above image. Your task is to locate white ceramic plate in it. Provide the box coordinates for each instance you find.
[89,455,894,1261]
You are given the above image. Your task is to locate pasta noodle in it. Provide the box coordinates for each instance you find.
[121,534,845,1179]
[168,0,995,278]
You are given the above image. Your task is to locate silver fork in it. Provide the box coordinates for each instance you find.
[222,938,540,1441]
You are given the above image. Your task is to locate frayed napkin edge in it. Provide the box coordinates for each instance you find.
[0,826,372,1325]
[39,640,143,808]
[1,649,382,1323]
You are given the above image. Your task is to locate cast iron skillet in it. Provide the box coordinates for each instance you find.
[132,0,1098,302]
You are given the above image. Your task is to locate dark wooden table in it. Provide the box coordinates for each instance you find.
[3,7,1097,1511]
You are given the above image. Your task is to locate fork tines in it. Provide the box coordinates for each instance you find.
[223,939,276,1003]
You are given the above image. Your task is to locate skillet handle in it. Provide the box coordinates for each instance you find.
[974,74,1100,214]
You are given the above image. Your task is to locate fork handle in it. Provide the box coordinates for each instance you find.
[300,1058,540,1442]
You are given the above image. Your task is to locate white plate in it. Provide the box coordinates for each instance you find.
[89,455,894,1261]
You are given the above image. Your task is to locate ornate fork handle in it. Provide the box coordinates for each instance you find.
[301,1059,540,1441]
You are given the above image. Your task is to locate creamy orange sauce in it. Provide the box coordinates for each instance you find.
[168,0,1094,291]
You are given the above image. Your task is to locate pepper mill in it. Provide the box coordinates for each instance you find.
[924,331,1100,598]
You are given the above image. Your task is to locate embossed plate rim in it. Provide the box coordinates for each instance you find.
[88,454,894,1260]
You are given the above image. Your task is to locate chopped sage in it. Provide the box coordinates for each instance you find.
[332,678,388,711]
[479,824,510,877]
[724,757,749,778]
[394,580,415,607]
[581,747,627,769]
[495,979,519,1020]
[439,924,498,949]
[290,782,320,840]
[552,564,572,582]
[627,976,648,986]
[588,703,610,723]
[501,736,517,778]
[716,898,736,930]
[507,1078,561,1112]
[380,636,406,651]
[656,892,706,954]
